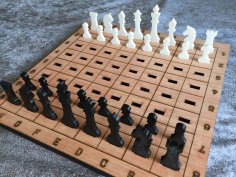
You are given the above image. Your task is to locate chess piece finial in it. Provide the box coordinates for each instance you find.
[96,25,106,42]
[144,113,158,135]
[168,18,177,46]
[89,12,99,31]
[21,71,36,91]
[118,11,127,36]
[82,22,92,39]
[142,34,152,52]
[201,30,218,53]
[19,85,38,112]
[126,31,136,48]
[77,89,87,109]
[98,96,111,118]
[133,10,143,40]
[103,13,113,34]
[160,37,171,55]
[39,76,53,97]
[178,41,190,60]
[198,44,211,64]
[150,4,161,43]
[183,26,196,50]
[120,104,133,126]
[111,28,120,45]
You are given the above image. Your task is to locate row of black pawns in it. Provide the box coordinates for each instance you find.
[0,71,186,171]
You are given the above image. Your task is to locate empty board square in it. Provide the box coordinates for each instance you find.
[88,56,110,70]
[166,62,190,77]
[46,58,69,72]
[75,123,108,148]
[169,108,199,134]
[49,73,74,87]
[94,71,118,87]
[147,58,170,72]
[83,43,104,55]
[153,86,180,106]
[113,50,134,63]
[129,54,152,68]
[17,101,42,121]
[160,126,193,158]
[61,62,84,77]
[121,65,145,80]
[51,93,78,109]
[59,49,79,61]
[72,52,95,65]
[32,68,58,82]
[77,67,101,82]
[131,81,157,99]
[98,131,132,159]
[68,40,89,52]
[123,139,158,171]
[151,148,187,177]
[140,69,164,85]
[153,48,175,60]
[176,92,204,114]
[86,83,110,101]
[103,60,127,75]
[191,55,214,70]
[187,66,211,82]
[125,95,150,116]
[97,47,118,59]
[182,78,207,97]
[112,76,138,94]
[68,78,92,94]
[160,73,185,91]
[105,89,129,109]
[172,53,194,65]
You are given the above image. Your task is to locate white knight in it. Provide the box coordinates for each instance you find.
[103,13,114,34]
[183,26,196,50]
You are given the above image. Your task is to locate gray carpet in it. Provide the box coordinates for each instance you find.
[0,0,236,176]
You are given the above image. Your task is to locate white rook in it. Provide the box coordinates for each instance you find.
[89,12,99,31]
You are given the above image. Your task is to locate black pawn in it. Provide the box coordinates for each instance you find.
[98,97,111,118]
[144,113,159,135]
[160,123,186,171]
[37,88,57,120]
[19,85,38,112]
[131,125,152,158]
[21,71,36,90]
[0,80,21,105]
[83,97,101,137]
[77,89,87,109]
[38,77,53,97]
[106,112,124,147]
[120,104,133,126]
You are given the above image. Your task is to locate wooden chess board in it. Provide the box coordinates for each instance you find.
[0,25,230,177]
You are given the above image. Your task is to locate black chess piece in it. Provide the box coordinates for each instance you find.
[144,113,159,135]
[37,88,57,120]
[0,80,21,105]
[120,104,133,126]
[57,82,79,128]
[38,77,53,97]
[160,123,186,171]
[106,112,124,147]
[131,125,152,158]
[98,96,111,118]
[77,89,87,109]
[83,97,101,137]
[19,85,38,112]
[21,71,36,90]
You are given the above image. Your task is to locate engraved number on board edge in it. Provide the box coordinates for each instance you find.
[0,112,5,118]
[193,171,200,177]
[100,159,109,168]
[208,105,215,112]
[198,145,206,154]
[204,124,211,131]
[127,171,135,177]
[212,89,218,95]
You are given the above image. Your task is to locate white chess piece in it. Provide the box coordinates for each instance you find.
[150,5,161,43]
[142,34,152,52]
[96,25,106,42]
[201,30,218,53]
[118,11,128,36]
[133,10,143,40]
[126,31,136,48]
[89,12,99,31]
[178,41,190,60]
[183,26,196,50]
[82,22,92,39]
[103,14,113,34]
[198,45,211,64]
[111,28,120,45]
[168,18,177,46]
[160,37,171,56]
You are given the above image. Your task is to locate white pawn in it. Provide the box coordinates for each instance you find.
[82,22,92,39]
[126,32,136,49]
[168,18,177,46]
[142,34,152,52]
[198,45,211,64]
[178,41,190,60]
[89,12,99,31]
[133,10,143,40]
[160,37,170,56]
[118,11,128,36]
[150,5,161,43]
[103,14,113,34]
[111,28,120,45]
[96,25,106,42]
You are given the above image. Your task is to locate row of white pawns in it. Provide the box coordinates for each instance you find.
[82,5,218,64]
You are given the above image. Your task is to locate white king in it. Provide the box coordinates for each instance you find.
[133,10,143,40]
[150,5,161,44]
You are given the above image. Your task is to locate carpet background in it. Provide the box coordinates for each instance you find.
[0,0,236,176]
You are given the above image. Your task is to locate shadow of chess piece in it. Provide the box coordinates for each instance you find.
[120,104,133,126]
[106,112,124,147]
[160,123,186,171]
[19,85,38,112]
[77,89,87,109]
[0,80,21,105]
[37,88,57,120]
[131,125,152,158]
[83,97,101,137]
[21,71,36,91]
[144,113,158,135]
[98,96,111,118]
[39,77,53,97]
